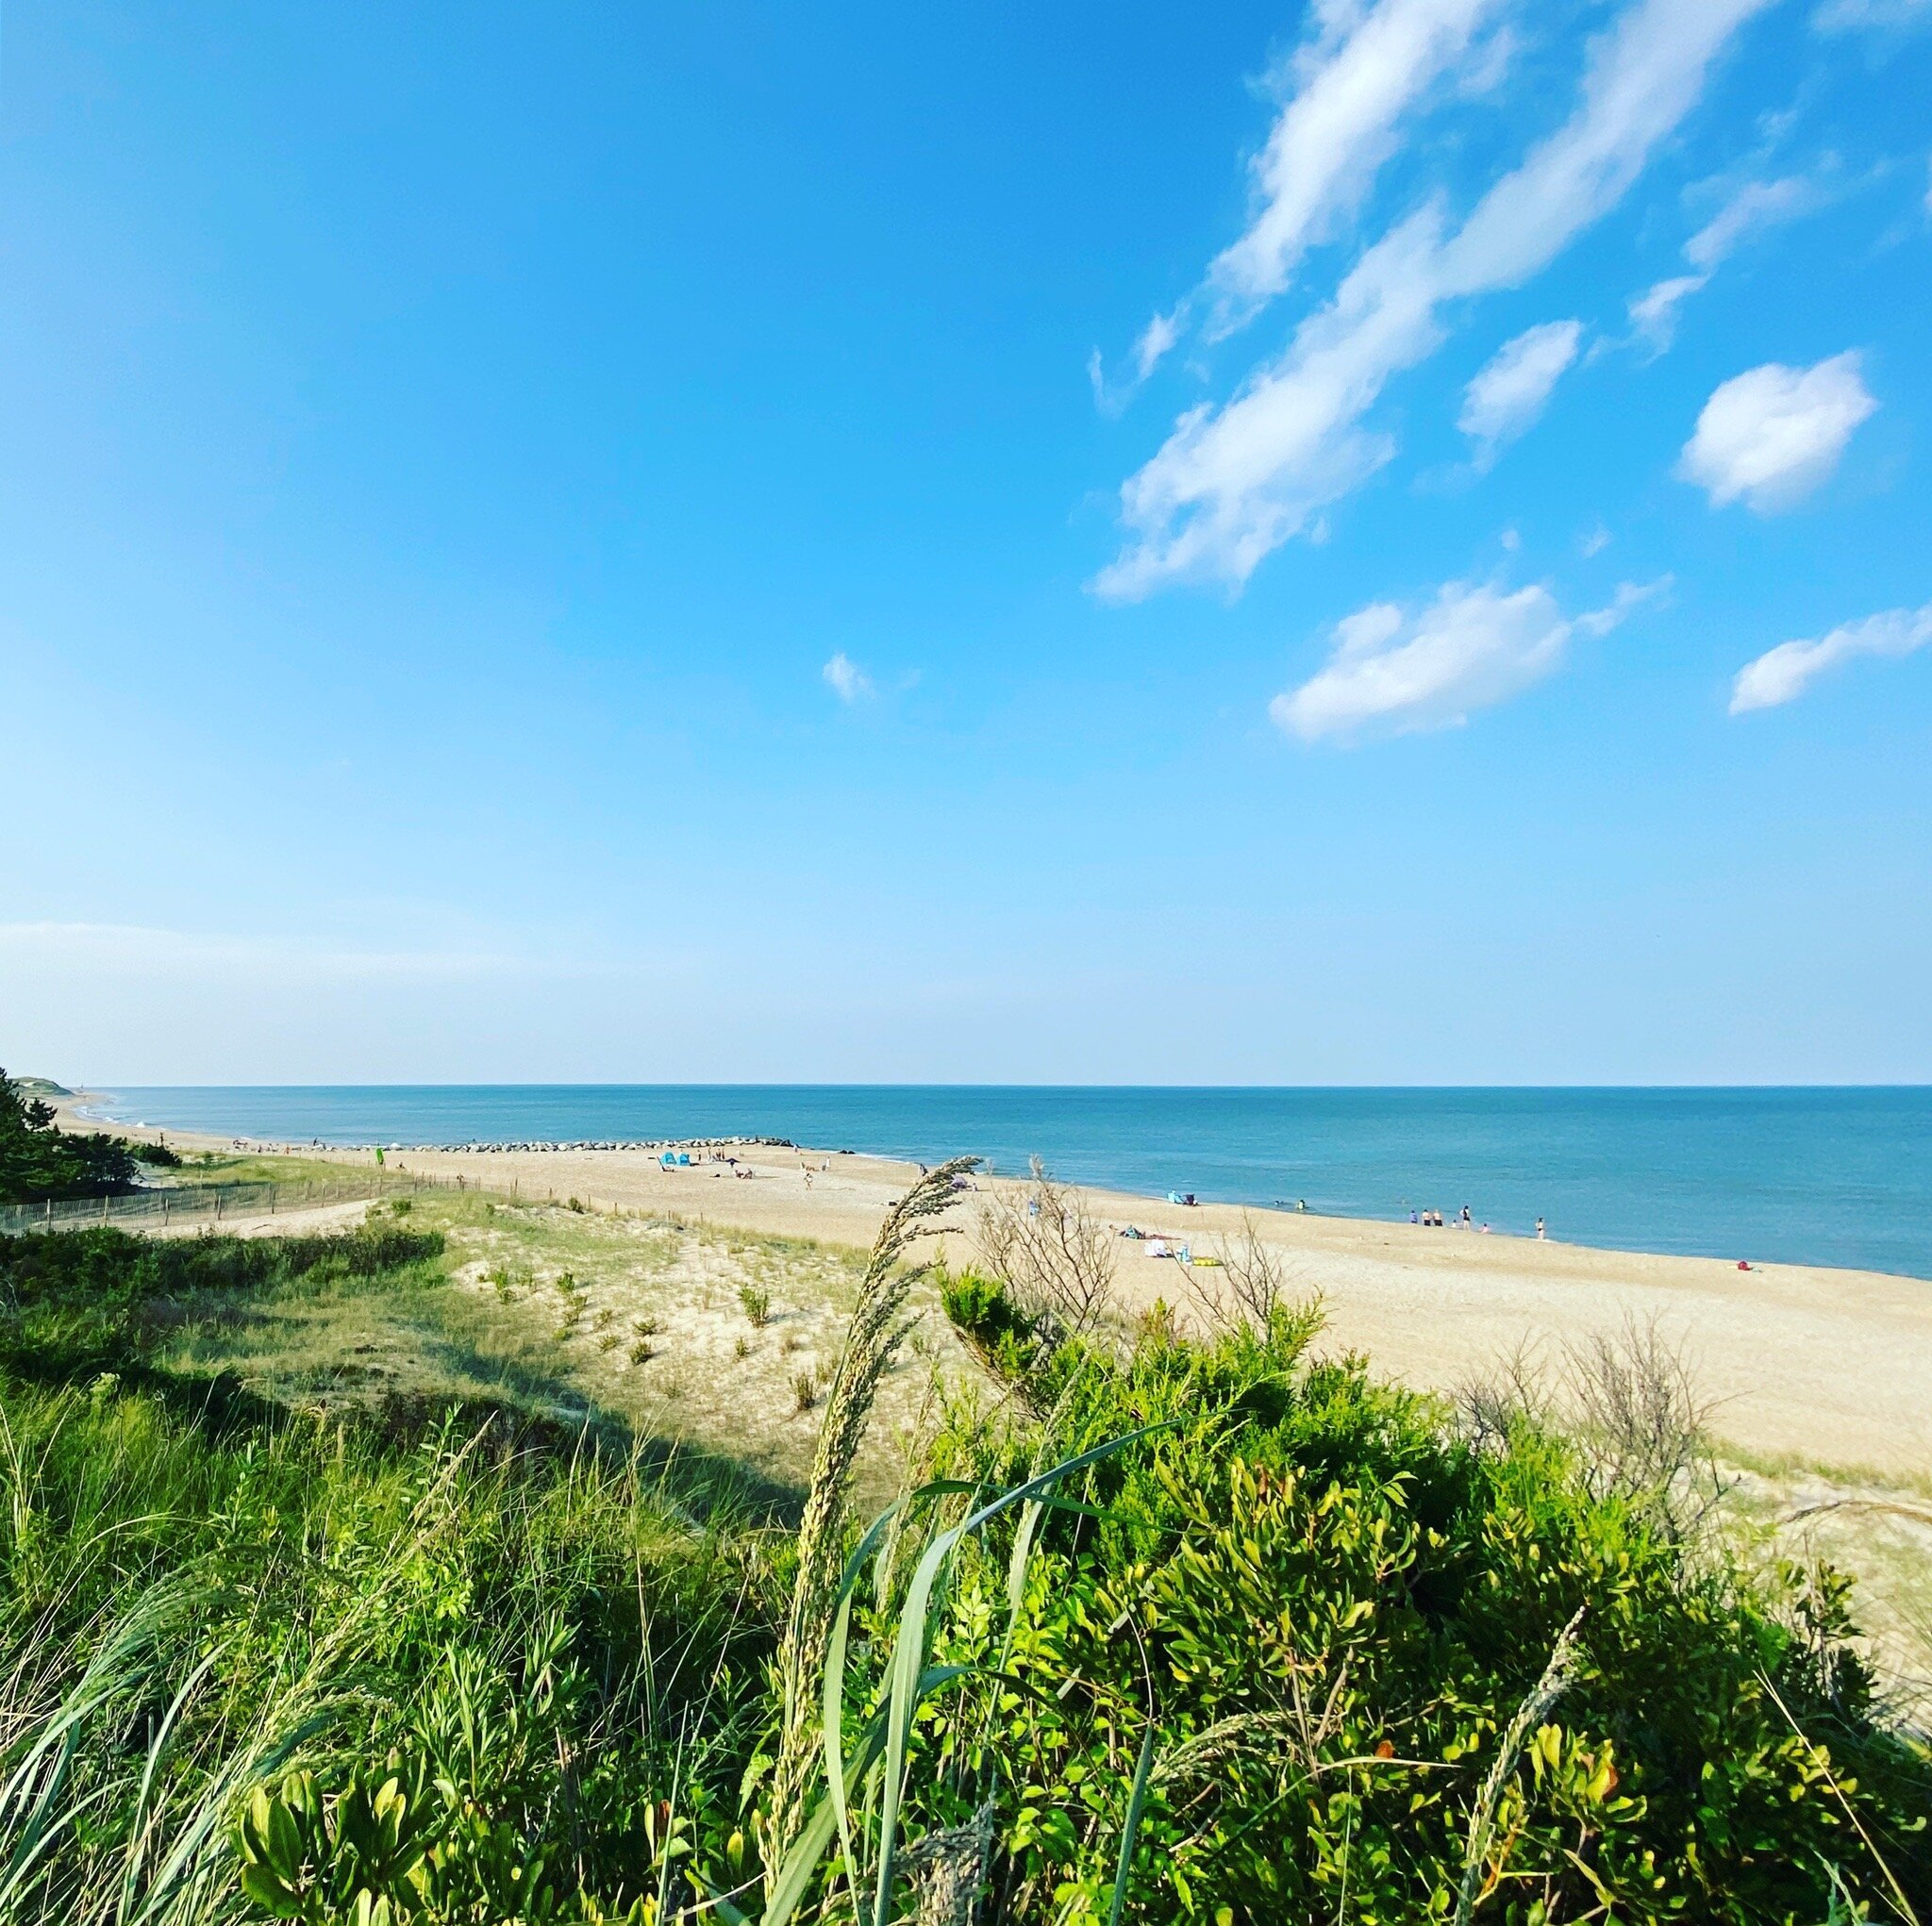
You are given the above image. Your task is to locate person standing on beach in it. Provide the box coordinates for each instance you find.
[1535,1217,1545,1239]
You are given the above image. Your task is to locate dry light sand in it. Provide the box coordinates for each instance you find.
[79,1099,1932,1482]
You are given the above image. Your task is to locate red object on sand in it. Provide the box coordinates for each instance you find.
[1737,1260,1751,1270]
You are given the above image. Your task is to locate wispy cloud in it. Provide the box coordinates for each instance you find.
[1684,173,1820,268]
[1099,0,1773,599]
[1677,351,1875,511]
[822,652,874,703]
[1574,573,1673,636]
[1094,0,1505,406]
[1730,599,1932,711]
[1271,574,1661,742]
[1458,319,1584,467]
[1092,309,1190,416]
[1097,206,1445,598]
[1810,0,1932,32]
[1204,0,1506,331]
[0,921,537,984]
[1626,274,1707,354]
[1628,172,1824,351]
[1133,307,1183,380]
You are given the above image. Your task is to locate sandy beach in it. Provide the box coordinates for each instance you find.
[72,1096,1932,1480]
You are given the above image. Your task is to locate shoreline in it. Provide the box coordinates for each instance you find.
[57,1088,1932,1478]
[67,1088,1932,1284]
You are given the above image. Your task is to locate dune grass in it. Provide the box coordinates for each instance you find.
[81,1176,958,1507]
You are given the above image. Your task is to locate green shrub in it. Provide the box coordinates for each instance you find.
[891,1321,1932,1924]
[937,1266,1052,1388]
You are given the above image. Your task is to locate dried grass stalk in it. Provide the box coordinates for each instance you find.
[1184,1210,1312,1337]
[1457,1315,1728,1545]
[765,1154,978,1882]
[900,1799,995,1926]
[1455,1605,1587,1926]
[974,1157,1115,1342]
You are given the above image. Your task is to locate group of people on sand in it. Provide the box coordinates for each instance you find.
[1408,1204,1549,1239]
[1410,1206,1472,1229]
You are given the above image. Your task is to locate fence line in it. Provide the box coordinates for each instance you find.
[0,1168,482,1238]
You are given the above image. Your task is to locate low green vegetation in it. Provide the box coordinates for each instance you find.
[0,1165,1925,1924]
[0,1068,140,1204]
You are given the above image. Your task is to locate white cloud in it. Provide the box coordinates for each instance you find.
[1271,574,1657,741]
[1432,0,1772,297]
[1678,351,1875,511]
[1811,0,1932,30]
[1093,0,1503,408]
[1274,580,1560,741]
[1134,307,1184,379]
[1684,173,1818,269]
[1458,319,1584,464]
[822,652,873,703]
[1629,174,1822,350]
[1207,0,1505,326]
[1101,0,1772,598]
[1730,600,1932,711]
[1097,208,1445,598]
[1091,307,1189,414]
[1627,274,1707,353]
[1579,521,1612,556]
[1574,573,1673,636]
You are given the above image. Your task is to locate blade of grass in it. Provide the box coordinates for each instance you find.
[873,1423,1175,1926]
[1106,1724,1158,1926]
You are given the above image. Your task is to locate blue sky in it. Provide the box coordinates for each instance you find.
[3,0,1929,1085]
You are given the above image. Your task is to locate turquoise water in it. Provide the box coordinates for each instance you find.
[92,1086,1932,1280]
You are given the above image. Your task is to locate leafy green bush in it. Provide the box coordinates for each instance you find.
[936,1267,1053,1388]
[891,1314,1932,1924]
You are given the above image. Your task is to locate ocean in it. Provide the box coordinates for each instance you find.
[88,1085,1932,1281]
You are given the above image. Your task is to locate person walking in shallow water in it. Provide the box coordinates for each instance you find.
[1536,1217,1546,1239]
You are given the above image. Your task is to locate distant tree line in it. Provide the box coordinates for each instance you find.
[0,1067,152,1203]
